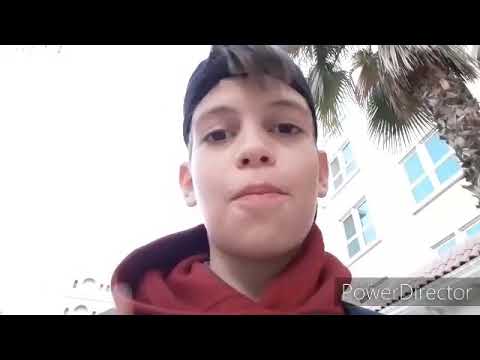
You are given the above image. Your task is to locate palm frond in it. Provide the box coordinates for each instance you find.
[280,45,302,57]
[288,45,348,69]
[375,45,479,121]
[367,85,434,151]
[352,48,379,106]
[308,65,354,137]
[427,45,479,81]
[289,45,480,158]
[287,45,315,65]
[377,46,478,93]
[375,46,419,114]
[287,45,354,137]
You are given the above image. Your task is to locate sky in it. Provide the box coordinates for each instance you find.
[0,45,210,313]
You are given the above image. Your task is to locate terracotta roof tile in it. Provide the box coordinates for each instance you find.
[379,234,480,311]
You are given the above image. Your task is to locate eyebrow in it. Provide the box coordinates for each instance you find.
[193,105,238,131]
[267,99,311,114]
[197,106,239,123]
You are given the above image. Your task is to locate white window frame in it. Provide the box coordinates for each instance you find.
[340,198,381,265]
[73,305,88,314]
[400,130,464,214]
[329,140,359,196]
[460,215,480,240]
[432,233,457,258]
[432,215,480,258]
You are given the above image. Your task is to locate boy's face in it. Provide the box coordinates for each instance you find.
[179,75,329,259]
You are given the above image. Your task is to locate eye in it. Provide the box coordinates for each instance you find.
[272,123,302,135]
[203,129,232,143]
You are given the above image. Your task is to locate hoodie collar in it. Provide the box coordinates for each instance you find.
[112,224,351,315]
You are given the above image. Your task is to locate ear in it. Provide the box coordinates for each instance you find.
[179,162,197,207]
[317,150,329,198]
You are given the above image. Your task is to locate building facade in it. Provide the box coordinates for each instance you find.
[63,276,115,315]
[316,45,480,314]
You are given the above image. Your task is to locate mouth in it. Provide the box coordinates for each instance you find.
[231,183,290,209]
[232,183,288,200]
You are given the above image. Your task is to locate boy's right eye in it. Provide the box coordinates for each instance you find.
[204,129,232,143]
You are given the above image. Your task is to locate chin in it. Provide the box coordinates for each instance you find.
[216,223,306,260]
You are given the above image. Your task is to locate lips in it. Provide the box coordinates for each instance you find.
[232,183,288,200]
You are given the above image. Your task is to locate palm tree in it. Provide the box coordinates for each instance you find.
[286,45,480,208]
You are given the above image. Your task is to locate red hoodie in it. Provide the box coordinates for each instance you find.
[111,223,352,315]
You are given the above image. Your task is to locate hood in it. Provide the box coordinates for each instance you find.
[111,224,352,315]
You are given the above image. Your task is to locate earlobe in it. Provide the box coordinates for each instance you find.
[185,193,197,207]
[317,151,329,198]
[179,162,197,207]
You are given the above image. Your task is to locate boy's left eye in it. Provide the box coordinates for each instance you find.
[272,123,302,135]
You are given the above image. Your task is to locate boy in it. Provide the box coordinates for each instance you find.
[109,45,378,315]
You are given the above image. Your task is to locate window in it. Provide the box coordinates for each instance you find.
[438,239,457,258]
[466,220,480,239]
[404,153,434,203]
[433,235,457,258]
[330,141,358,191]
[331,158,343,189]
[342,199,378,258]
[342,142,357,175]
[343,215,359,257]
[425,135,461,184]
[82,278,96,290]
[432,216,480,258]
[358,201,376,245]
[73,305,88,315]
[83,278,95,285]
[402,133,461,205]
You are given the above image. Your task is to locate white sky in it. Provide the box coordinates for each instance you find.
[0,45,210,313]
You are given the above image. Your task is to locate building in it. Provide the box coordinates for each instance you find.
[316,45,480,314]
[63,276,115,315]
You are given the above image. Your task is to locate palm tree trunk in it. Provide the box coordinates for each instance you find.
[416,65,480,207]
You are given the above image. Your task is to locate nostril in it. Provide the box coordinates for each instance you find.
[242,158,250,166]
[260,156,269,163]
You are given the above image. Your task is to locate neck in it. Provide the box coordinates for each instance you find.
[208,246,301,301]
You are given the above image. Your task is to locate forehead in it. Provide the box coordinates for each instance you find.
[191,75,312,126]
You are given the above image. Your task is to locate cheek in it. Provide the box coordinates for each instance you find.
[288,151,320,198]
[191,155,226,212]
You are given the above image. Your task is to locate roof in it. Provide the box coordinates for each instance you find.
[99,308,116,315]
[378,234,480,310]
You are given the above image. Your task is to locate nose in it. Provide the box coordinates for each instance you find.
[235,132,276,169]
